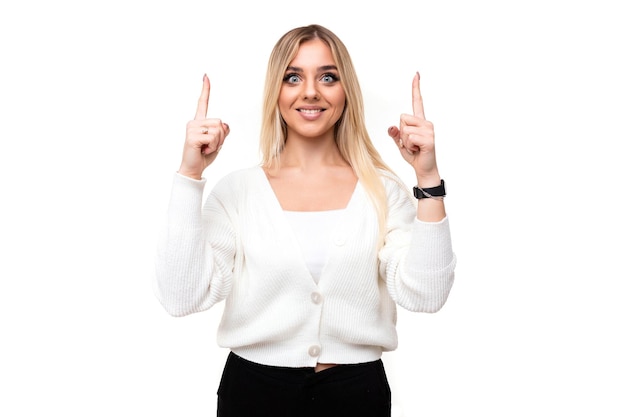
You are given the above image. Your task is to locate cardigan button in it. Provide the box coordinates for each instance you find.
[310,292,323,304]
[308,345,321,357]
[333,234,346,246]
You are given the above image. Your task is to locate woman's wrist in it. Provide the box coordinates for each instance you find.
[415,172,441,188]
[177,168,203,180]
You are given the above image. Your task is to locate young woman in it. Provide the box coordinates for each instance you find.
[155,24,456,417]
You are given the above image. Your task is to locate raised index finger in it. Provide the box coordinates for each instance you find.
[194,74,210,120]
[412,72,425,119]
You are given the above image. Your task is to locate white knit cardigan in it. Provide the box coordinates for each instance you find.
[154,166,456,367]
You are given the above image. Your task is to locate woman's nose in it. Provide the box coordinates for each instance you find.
[302,79,319,100]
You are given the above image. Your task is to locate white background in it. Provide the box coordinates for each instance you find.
[1,0,624,416]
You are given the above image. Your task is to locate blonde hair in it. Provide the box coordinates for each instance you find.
[260,24,396,245]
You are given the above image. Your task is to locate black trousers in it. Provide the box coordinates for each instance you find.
[217,352,392,417]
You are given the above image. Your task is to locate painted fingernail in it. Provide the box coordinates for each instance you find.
[416,71,420,80]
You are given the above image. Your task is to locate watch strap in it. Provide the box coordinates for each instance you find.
[413,179,446,199]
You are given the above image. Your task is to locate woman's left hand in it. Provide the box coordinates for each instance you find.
[388,73,440,184]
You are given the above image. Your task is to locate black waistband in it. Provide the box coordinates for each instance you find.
[227,351,384,383]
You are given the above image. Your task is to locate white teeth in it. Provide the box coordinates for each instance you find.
[299,109,322,114]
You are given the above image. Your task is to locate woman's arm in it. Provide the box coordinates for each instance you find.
[154,174,236,317]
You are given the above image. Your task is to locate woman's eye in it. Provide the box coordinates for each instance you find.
[283,73,300,83]
[321,73,339,83]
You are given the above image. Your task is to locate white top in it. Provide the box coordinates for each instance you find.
[154,166,456,367]
[283,209,344,284]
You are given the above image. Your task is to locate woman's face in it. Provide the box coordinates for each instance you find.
[278,39,346,141]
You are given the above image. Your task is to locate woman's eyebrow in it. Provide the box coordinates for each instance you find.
[285,65,338,72]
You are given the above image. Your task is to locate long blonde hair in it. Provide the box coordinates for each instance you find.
[259,24,396,245]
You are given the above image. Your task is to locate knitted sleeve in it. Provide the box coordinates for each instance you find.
[378,176,457,313]
[154,173,236,317]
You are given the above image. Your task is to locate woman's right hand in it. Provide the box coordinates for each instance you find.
[178,74,230,180]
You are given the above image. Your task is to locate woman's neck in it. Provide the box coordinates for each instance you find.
[279,135,346,171]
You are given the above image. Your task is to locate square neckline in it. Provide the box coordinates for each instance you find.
[255,165,362,213]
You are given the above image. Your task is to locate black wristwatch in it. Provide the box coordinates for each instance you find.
[413,179,446,199]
